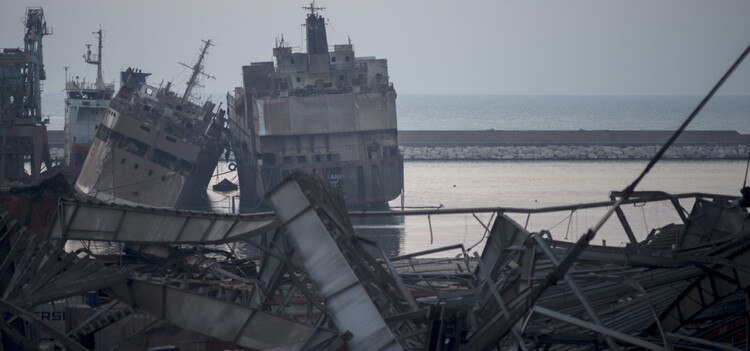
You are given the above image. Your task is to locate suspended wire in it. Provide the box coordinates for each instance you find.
[586,43,750,241]
[743,149,750,188]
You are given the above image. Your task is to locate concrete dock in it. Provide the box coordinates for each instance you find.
[49,129,750,161]
[398,130,750,160]
[398,130,750,146]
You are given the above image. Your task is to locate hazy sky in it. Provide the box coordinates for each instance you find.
[2,0,750,98]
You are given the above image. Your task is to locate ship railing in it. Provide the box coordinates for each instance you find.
[252,82,395,98]
[348,191,739,249]
[65,80,115,91]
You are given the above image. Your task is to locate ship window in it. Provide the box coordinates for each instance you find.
[176,105,183,111]
[296,77,301,82]
[109,130,125,146]
[148,170,153,175]
[282,156,292,164]
[314,155,322,162]
[134,164,139,170]
[290,58,295,64]
[331,56,336,62]
[95,125,110,141]
[297,155,306,163]
[124,137,150,157]
[326,154,334,162]
[261,153,276,166]
[121,158,126,164]
[345,56,350,62]
[178,160,193,172]
[140,125,151,132]
[161,175,166,181]
[152,148,177,169]
[339,75,344,80]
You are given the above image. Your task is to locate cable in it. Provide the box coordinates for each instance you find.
[588,43,750,239]
[743,149,750,188]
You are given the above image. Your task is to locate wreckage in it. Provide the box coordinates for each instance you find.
[1,171,749,350]
[227,3,404,212]
[2,5,750,351]
[74,40,229,210]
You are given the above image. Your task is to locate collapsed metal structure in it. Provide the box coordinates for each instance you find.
[0,8,53,187]
[1,171,748,350]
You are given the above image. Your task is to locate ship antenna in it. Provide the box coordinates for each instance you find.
[83,27,105,90]
[179,39,215,102]
[302,1,325,16]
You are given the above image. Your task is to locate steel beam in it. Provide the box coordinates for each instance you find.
[49,198,279,244]
[109,278,342,351]
[533,305,665,351]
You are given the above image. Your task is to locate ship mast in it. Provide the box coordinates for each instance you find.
[179,39,214,102]
[84,28,104,90]
[302,1,325,15]
[302,1,328,55]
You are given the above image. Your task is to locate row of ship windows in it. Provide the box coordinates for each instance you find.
[289,55,350,65]
[138,125,178,143]
[266,146,398,167]
[280,166,344,181]
[265,153,339,167]
[95,124,194,174]
[118,158,168,181]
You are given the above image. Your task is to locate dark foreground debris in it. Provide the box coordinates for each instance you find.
[1,172,749,350]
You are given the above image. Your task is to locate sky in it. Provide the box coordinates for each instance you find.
[2,0,750,97]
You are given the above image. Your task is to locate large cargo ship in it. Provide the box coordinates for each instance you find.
[75,40,228,210]
[64,29,115,170]
[227,3,404,211]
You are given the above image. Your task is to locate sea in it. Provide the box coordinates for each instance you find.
[44,93,750,257]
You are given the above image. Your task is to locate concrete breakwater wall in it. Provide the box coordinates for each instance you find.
[398,130,750,160]
[400,144,749,160]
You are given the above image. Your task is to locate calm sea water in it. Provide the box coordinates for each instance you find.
[46,93,749,257]
[208,159,748,257]
[397,94,750,133]
[43,93,750,133]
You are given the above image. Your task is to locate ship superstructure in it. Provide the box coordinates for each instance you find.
[228,3,403,211]
[75,40,228,210]
[0,8,52,187]
[64,28,115,169]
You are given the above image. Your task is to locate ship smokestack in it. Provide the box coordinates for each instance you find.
[304,2,328,54]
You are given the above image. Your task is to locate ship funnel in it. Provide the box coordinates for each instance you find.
[304,2,328,54]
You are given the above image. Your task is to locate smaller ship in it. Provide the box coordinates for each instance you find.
[75,40,228,210]
[64,28,115,170]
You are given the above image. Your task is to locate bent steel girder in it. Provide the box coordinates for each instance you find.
[0,211,128,309]
[465,201,750,350]
[108,277,343,351]
[49,198,279,244]
[655,200,750,333]
[267,172,407,351]
[0,210,126,350]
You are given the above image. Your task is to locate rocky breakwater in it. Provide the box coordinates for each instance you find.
[401,144,749,160]
[398,130,750,161]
